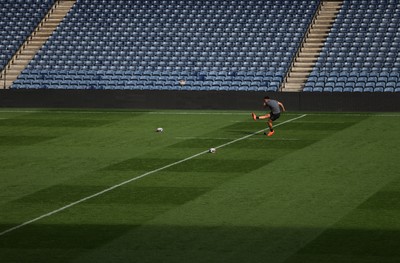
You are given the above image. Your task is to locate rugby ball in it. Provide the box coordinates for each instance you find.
[156,127,163,132]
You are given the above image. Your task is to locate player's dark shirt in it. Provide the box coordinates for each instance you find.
[266,100,280,114]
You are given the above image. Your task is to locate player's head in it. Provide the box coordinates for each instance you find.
[264,96,270,101]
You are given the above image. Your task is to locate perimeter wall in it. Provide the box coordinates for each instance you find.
[0,89,399,112]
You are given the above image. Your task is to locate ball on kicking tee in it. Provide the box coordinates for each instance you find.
[209,148,216,153]
[156,127,163,132]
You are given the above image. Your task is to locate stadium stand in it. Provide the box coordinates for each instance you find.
[12,0,320,91]
[0,0,54,70]
[304,0,400,92]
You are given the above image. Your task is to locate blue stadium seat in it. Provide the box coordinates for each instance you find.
[304,0,400,92]
[16,0,320,90]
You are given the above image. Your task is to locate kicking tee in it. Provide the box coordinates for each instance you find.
[266,100,281,114]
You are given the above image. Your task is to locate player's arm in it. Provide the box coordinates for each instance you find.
[278,101,286,112]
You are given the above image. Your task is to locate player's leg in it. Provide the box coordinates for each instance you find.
[265,113,280,136]
[252,112,270,120]
[266,119,275,136]
[263,118,274,136]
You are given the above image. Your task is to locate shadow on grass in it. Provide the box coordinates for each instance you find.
[1,224,400,263]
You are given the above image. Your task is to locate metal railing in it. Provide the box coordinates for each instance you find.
[1,69,5,89]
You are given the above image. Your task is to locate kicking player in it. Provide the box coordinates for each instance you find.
[252,96,286,136]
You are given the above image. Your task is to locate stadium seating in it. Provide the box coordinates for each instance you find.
[305,0,400,92]
[13,0,320,91]
[0,0,54,70]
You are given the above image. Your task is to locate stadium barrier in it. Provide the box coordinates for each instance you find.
[1,89,400,112]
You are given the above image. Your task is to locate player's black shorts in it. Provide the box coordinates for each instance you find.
[270,112,280,121]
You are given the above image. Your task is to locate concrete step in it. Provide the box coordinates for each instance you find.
[322,3,342,7]
[30,36,49,40]
[21,45,43,51]
[309,29,330,34]
[32,31,53,37]
[300,47,323,53]
[18,50,37,56]
[12,54,35,61]
[313,20,334,26]
[293,61,315,67]
[315,19,335,23]
[320,9,340,13]
[306,38,325,43]
[309,27,331,32]
[283,82,304,87]
[309,28,331,34]
[0,81,15,88]
[317,11,339,15]
[307,31,329,35]
[0,70,21,76]
[10,57,33,63]
[45,16,65,21]
[302,42,325,48]
[311,25,332,30]
[320,6,341,11]
[24,43,43,48]
[307,32,329,38]
[306,38,326,42]
[296,57,318,62]
[285,77,308,83]
[289,71,312,78]
[315,17,336,21]
[283,83,305,91]
[43,22,62,27]
[6,64,26,70]
[26,40,47,45]
[290,71,313,76]
[298,52,319,57]
[320,5,341,9]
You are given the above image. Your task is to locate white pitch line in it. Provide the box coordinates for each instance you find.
[175,136,301,141]
[214,114,307,150]
[0,114,306,237]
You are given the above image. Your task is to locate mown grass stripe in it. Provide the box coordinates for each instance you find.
[0,114,306,237]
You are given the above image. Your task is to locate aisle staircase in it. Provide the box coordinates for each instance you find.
[0,0,76,89]
[281,0,343,92]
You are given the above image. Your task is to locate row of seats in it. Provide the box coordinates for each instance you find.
[304,87,400,93]
[305,70,400,92]
[14,0,319,90]
[305,81,400,92]
[14,69,283,91]
[12,81,278,92]
[309,72,399,83]
[16,70,284,80]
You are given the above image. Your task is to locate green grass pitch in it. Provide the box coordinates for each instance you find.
[0,109,400,263]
